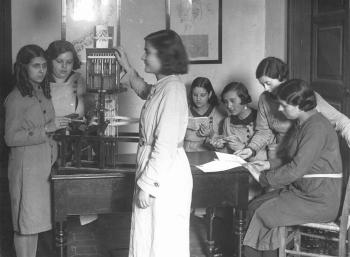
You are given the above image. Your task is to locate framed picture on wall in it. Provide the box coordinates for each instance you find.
[61,0,121,63]
[166,0,222,64]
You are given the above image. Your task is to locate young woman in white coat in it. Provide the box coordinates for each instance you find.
[115,30,192,257]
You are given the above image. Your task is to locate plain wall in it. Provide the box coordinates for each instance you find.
[265,0,287,60]
[11,0,287,153]
[11,0,61,58]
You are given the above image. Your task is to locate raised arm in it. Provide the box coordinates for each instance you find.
[115,47,152,100]
[121,69,153,100]
[315,92,350,147]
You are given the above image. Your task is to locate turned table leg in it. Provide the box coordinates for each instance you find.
[55,221,67,257]
[234,209,245,257]
[206,207,216,257]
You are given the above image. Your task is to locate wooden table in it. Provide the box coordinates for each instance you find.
[51,151,249,257]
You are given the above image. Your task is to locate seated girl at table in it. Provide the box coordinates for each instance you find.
[211,82,272,161]
[184,77,224,152]
[243,79,342,257]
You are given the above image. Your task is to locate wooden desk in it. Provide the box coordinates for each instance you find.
[51,151,249,257]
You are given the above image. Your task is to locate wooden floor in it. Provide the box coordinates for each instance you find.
[1,205,340,257]
[64,213,232,257]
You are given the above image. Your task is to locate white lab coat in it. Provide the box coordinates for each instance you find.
[125,73,193,257]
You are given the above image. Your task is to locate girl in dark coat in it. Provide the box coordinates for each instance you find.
[243,79,342,257]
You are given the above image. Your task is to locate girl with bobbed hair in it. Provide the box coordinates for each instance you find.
[235,56,350,161]
[212,82,271,161]
[5,44,69,257]
[114,29,192,257]
[242,79,342,257]
[46,40,85,117]
[184,76,223,152]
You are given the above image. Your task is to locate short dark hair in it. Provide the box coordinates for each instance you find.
[221,82,252,105]
[46,40,81,71]
[14,44,51,99]
[189,77,219,107]
[275,79,316,112]
[256,57,288,82]
[144,30,188,75]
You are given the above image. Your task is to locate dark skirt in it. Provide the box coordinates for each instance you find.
[243,178,341,251]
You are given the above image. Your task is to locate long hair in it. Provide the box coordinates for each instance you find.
[189,77,219,107]
[14,44,51,98]
[46,40,81,74]
[221,82,252,105]
[145,30,189,75]
[255,57,289,82]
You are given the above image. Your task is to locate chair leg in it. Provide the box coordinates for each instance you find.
[294,227,301,257]
[347,228,350,257]
[339,225,347,257]
[279,227,286,257]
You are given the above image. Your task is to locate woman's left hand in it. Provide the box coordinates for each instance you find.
[197,123,211,137]
[136,188,154,209]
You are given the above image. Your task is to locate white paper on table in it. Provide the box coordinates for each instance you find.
[196,160,244,173]
[215,152,247,164]
[80,214,98,225]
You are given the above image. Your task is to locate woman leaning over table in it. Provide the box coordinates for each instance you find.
[114,30,192,257]
[235,57,350,160]
[4,45,69,257]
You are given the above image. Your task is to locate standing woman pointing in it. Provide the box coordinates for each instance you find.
[115,30,192,257]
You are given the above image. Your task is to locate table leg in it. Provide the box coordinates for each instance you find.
[206,207,215,257]
[234,208,245,257]
[55,221,67,257]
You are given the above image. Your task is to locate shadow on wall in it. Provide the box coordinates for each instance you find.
[31,1,57,27]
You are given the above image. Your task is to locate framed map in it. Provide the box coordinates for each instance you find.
[166,0,222,64]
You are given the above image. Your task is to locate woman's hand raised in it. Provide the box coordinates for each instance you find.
[197,122,212,137]
[114,46,132,73]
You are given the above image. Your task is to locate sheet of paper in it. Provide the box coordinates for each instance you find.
[80,214,98,225]
[215,152,247,164]
[196,160,244,173]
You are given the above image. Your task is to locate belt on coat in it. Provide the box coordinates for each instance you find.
[138,138,184,148]
[302,173,342,178]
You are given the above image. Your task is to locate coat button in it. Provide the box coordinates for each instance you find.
[154,182,159,187]
[43,110,46,114]
[28,131,34,136]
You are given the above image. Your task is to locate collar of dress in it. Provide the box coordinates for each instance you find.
[149,75,178,96]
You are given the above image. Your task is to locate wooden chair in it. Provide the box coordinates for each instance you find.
[279,176,350,257]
